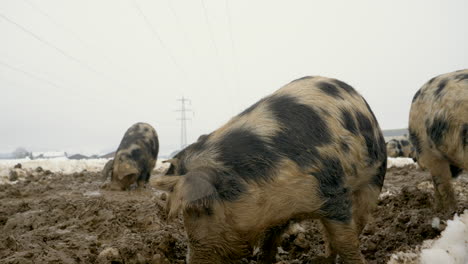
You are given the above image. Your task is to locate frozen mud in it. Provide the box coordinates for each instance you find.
[0,164,467,263]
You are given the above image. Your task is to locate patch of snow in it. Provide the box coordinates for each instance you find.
[277,246,288,254]
[289,223,306,234]
[388,210,468,264]
[431,217,441,230]
[387,157,416,168]
[420,210,468,264]
[379,190,394,198]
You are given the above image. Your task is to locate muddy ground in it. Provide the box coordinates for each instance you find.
[0,165,467,264]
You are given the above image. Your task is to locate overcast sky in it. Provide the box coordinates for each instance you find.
[1,0,467,156]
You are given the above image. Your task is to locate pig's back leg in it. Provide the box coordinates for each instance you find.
[321,219,365,264]
[257,223,290,264]
[351,186,380,234]
[423,155,456,213]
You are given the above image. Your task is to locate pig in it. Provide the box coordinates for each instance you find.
[386,138,416,160]
[399,138,416,159]
[386,139,402,157]
[102,122,159,190]
[152,76,387,264]
[409,69,468,213]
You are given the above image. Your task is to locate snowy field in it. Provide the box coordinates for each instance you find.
[0,158,167,185]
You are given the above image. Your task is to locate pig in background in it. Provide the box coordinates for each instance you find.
[409,69,468,215]
[153,76,387,264]
[386,138,416,161]
[102,122,159,191]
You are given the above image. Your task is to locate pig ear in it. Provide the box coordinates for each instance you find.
[152,170,217,219]
[150,175,181,192]
[162,158,178,175]
[162,158,178,165]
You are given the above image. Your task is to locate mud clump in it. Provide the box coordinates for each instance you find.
[0,165,467,263]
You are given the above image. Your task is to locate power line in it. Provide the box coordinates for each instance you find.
[166,0,197,59]
[0,11,104,77]
[225,0,240,90]
[0,59,64,90]
[200,0,227,84]
[130,0,188,82]
[22,0,129,74]
[0,60,102,104]
[200,0,234,115]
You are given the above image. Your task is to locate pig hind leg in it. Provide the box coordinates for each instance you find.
[425,157,457,214]
[257,223,289,264]
[321,219,365,264]
[351,186,380,234]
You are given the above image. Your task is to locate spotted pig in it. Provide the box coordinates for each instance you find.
[386,138,416,160]
[409,69,468,213]
[153,76,387,264]
[102,122,159,190]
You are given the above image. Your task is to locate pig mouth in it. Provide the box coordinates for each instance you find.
[119,173,138,188]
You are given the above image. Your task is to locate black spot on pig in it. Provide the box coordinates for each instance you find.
[462,124,468,147]
[119,134,140,150]
[191,134,209,153]
[400,140,410,147]
[363,99,378,124]
[434,79,448,98]
[341,110,358,135]
[333,79,356,95]
[355,111,379,163]
[373,158,387,188]
[409,130,422,154]
[412,89,422,102]
[317,82,342,98]
[218,129,279,183]
[312,158,351,222]
[427,117,449,146]
[131,148,142,161]
[455,73,468,81]
[450,165,463,178]
[269,95,331,167]
[149,139,159,157]
[212,171,247,202]
[197,134,209,142]
[394,140,404,156]
[377,134,387,156]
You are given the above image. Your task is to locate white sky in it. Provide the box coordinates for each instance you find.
[1,0,467,156]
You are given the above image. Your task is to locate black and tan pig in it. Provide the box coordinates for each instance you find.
[386,138,416,160]
[153,76,387,264]
[409,69,468,213]
[102,122,159,190]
